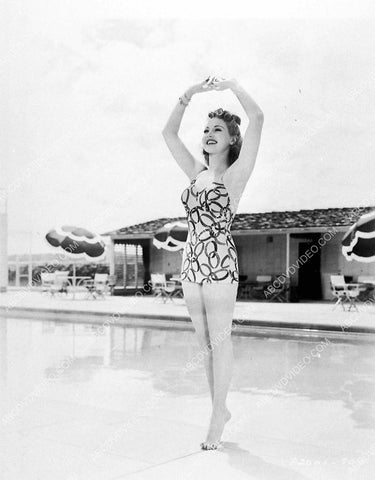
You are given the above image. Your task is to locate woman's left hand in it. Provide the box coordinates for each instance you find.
[211,77,238,91]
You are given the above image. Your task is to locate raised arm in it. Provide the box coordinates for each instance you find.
[215,78,264,199]
[162,78,217,181]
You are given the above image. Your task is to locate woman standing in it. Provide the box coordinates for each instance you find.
[162,76,264,450]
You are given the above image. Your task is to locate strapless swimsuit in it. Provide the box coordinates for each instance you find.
[180,168,239,284]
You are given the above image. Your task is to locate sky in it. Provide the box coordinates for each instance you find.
[1,0,375,254]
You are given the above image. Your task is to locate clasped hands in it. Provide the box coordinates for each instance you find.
[202,75,237,91]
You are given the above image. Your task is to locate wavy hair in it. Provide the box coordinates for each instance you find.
[202,108,242,166]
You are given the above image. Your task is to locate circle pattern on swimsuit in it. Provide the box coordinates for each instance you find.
[180,172,239,284]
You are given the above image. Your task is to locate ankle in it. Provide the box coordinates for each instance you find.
[213,403,229,413]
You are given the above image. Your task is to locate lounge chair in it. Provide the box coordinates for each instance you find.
[238,275,250,299]
[50,271,70,296]
[150,274,177,303]
[266,274,290,302]
[330,275,360,312]
[107,274,117,296]
[83,273,109,299]
[251,275,273,299]
[40,272,55,295]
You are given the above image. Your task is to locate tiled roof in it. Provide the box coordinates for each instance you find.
[102,206,375,236]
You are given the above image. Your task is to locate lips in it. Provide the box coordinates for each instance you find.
[206,140,217,145]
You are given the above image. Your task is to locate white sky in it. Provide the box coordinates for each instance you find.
[1,0,375,254]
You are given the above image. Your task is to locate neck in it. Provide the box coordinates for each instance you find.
[207,152,229,176]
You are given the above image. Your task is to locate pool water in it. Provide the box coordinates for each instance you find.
[1,316,375,480]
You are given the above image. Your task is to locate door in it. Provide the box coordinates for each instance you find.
[124,244,144,288]
[297,240,322,300]
[114,243,144,290]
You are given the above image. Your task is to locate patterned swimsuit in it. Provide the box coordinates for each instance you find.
[180,168,239,284]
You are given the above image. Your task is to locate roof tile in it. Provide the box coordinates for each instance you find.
[102,206,375,236]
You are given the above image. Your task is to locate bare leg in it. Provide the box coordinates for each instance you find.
[201,282,238,447]
[181,281,214,404]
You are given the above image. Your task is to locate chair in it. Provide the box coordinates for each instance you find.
[107,275,117,296]
[93,273,109,299]
[266,274,290,302]
[150,274,177,303]
[50,271,70,296]
[250,275,273,299]
[330,275,360,312]
[84,273,109,299]
[238,275,250,299]
[168,274,184,298]
[40,272,55,295]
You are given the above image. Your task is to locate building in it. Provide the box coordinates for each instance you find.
[102,206,375,300]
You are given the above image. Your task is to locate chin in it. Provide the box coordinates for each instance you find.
[205,145,219,152]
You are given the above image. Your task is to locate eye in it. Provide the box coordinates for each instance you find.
[204,127,222,133]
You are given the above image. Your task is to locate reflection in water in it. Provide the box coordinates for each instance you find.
[0,316,375,430]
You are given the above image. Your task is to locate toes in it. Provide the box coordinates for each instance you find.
[200,441,220,450]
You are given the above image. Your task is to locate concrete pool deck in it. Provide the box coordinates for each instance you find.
[0,289,374,336]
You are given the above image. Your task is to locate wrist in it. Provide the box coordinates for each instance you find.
[184,87,195,100]
[229,78,240,92]
[178,91,191,107]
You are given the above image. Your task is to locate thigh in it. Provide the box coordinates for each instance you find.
[181,281,209,342]
[202,283,238,339]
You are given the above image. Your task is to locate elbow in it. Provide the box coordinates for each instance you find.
[252,110,264,127]
[162,128,177,138]
[255,110,264,122]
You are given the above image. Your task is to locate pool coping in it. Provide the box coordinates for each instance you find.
[1,305,375,337]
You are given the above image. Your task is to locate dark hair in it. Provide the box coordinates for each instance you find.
[202,108,242,166]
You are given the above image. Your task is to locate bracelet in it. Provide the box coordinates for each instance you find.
[178,93,191,106]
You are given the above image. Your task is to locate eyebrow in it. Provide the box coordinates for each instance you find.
[204,125,223,129]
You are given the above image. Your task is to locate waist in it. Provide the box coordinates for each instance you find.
[186,228,234,240]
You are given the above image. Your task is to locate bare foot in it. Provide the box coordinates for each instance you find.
[201,405,232,448]
[210,403,231,422]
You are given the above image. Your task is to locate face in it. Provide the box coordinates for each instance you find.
[202,117,233,154]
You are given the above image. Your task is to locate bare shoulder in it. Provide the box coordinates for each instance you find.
[190,161,208,179]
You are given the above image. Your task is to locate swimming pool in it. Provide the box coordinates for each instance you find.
[1,316,374,479]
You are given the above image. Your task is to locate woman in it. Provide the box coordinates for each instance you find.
[162,76,264,450]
